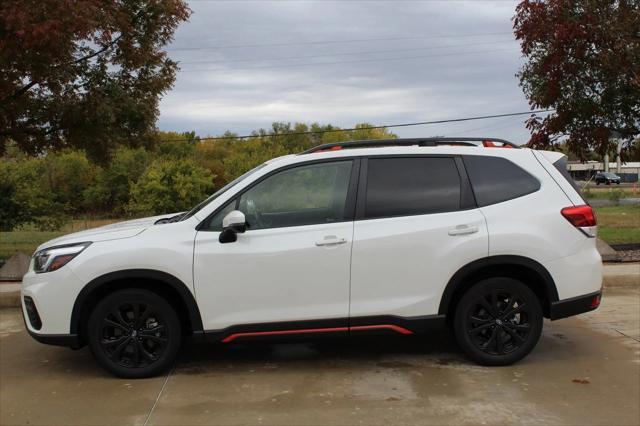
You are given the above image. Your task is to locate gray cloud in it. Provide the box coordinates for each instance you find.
[159,0,542,143]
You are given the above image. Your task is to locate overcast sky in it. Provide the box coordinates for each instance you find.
[158,0,547,143]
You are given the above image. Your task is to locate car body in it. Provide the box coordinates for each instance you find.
[594,172,621,185]
[22,138,603,378]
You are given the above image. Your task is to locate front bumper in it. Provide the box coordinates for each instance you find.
[20,306,82,348]
[549,290,602,320]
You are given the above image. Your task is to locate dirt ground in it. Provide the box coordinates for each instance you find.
[1,288,638,426]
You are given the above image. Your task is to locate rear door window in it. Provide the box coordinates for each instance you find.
[364,157,461,219]
[463,155,540,207]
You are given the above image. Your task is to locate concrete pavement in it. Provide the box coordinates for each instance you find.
[1,288,638,426]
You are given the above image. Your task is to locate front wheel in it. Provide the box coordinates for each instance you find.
[453,278,542,366]
[87,289,182,378]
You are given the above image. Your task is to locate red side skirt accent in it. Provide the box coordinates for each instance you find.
[221,327,348,343]
[350,324,414,335]
[221,324,413,343]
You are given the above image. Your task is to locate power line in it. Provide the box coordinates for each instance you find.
[178,39,515,66]
[161,109,553,142]
[167,31,512,51]
[179,46,519,72]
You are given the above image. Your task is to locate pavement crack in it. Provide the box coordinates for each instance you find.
[614,328,640,343]
[143,364,175,426]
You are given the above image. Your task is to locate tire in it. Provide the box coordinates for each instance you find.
[596,181,600,185]
[616,181,620,185]
[87,289,182,378]
[453,277,543,366]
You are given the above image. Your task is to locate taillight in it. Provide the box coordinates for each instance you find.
[561,205,597,237]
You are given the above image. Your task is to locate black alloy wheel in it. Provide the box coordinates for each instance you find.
[454,277,542,366]
[88,289,181,378]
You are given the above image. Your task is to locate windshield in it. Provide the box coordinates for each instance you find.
[604,172,619,178]
[180,163,268,221]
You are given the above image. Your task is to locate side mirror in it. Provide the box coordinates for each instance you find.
[219,210,247,244]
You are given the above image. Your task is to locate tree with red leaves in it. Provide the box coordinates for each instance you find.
[514,0,639,160]
[0,0,190,162]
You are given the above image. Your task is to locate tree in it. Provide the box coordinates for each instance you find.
[83,147,149,214]
[0,0,190,162]
[127,158,214,215]
[514,0,640,159]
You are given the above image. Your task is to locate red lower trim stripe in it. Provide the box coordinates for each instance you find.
[221,324,414,343]
[221,327,348,343]
[350,324,414,335]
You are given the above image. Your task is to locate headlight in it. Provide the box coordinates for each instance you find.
[33,242,91,273]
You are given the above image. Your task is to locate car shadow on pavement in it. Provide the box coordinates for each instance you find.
[175,327,464,374]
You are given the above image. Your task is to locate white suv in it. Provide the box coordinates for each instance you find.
[22,138,602,378]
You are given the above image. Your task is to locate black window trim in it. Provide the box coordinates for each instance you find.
[354,154,477,221]
[197,157,360,232]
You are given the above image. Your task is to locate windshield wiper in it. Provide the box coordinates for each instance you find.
[154,213,185,225]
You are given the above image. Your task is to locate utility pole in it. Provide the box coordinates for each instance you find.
[610,131,622,174]
[616,138,622,174]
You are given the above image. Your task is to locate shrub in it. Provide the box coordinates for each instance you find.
[127,158,214,215]
[607,188,625,204]
[83,147,149,214]
[0,157,67,231]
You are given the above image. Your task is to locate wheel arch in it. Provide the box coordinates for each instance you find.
[438,255,559,319]
[70,269,204,341]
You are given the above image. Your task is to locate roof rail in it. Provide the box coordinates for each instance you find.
[300,137,519,154]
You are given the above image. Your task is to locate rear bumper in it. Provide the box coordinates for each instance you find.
[549,290,602,320]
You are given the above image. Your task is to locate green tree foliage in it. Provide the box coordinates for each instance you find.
[514,0,640,160]
[0,123,396,230]
[83,147,149,214]
[127,158,214,215]
[0,157,66,231]
[0,0,190,162]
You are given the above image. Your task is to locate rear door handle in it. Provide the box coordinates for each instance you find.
[315,236,348,247]
[448,225,479,236]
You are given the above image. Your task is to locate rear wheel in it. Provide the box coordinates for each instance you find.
[453,277,542,366]
[87,289,181,378]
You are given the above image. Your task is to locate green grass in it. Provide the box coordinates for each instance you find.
[0,230,65,259]
[594,205,640,245]
[581,185,640,200]
[0,219,120,260]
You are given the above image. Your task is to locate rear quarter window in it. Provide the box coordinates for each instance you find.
[552,155,584,198]
[463,155,540,207]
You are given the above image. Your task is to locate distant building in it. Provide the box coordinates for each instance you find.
[567,161,640,182]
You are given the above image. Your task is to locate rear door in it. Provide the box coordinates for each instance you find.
[349,156,488,320]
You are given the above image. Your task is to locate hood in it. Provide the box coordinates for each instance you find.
[36,213,179,252]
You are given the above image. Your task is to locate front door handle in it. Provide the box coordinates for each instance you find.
[315,236,348,247]
[448,225,479,236]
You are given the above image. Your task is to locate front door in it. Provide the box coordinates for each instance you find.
[193,160,356,333]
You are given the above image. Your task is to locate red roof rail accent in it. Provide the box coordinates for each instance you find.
[315,145,343,153]
[483,140,513,148]
[301,137,519,154]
